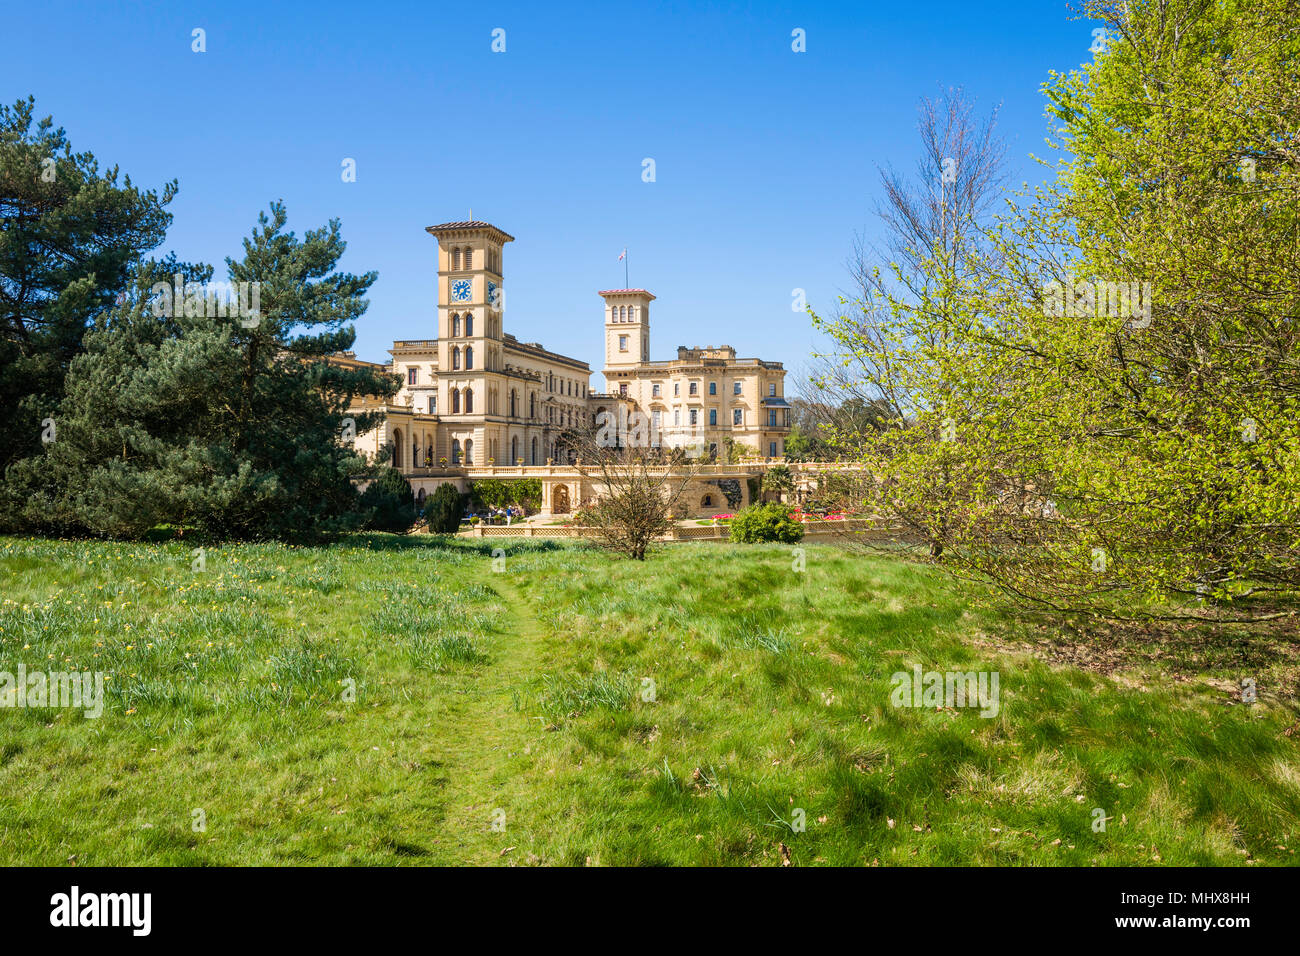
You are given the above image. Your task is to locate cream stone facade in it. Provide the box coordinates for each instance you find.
[342,219,788,513]
[598,288,790,459]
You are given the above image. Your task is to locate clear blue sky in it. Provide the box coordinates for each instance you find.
[4,0,1097,386]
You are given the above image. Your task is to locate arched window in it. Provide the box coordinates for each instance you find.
[452,249,461,270]
[464,387,474,413]
[510,389,517,417]
[619,305,626,321]
[465,313,473,336]
[531,437,538,465]
[465,346,474,370]
[451,439,461,464]
[511,436,519,462]
[392,428,403,468]
[529,393,535,419]
[452,313,460,336]
[464,439,474,465]
[628,306,636,321]
[451,389,460,414]
[464,248,473,269]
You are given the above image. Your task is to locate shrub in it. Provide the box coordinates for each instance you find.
[728,503,805,544]
[359,467,417,532]
[469,477,541,512]
[425,482,464,534]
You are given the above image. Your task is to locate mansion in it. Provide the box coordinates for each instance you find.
[345,220,790,485]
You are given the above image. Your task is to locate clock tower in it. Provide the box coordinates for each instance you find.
[426,220,512,372]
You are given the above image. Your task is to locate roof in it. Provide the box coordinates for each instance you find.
[425,221,515,242]
[598,289,656,300]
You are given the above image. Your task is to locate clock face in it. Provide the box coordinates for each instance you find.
[451,279,472,302]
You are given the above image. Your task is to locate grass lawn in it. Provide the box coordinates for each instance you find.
[1,534,1297,866]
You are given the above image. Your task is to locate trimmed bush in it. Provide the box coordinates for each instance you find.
[426,482,465,534]
[728,503,805,544]
[359,467,417,532]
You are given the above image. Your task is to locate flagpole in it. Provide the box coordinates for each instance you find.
[624,249,629,289]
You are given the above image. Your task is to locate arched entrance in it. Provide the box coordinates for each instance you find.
[392,428,403,469]
[553,484,570,515]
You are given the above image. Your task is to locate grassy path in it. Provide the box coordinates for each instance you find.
[3,536,1297,865]
[423,573,550,864]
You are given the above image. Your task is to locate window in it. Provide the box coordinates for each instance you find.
[465,313,473,336]
[768,410,777,427]
[733,382,742,395]
[408,367,417,385]
[619,382,628,396]
[428,396,436,414]
[652,409,662,429]
[465,346,473,370]
[464,388,473,413]
[451,439,461,463]
[619,335,628,351]
[451,346,460,370]
[451,313,460,336]
[709,409,717,426]
[769,442,777,457]
[674,410,680,426]
[452,249,461,271]
[689,382,698,396]
[530,393,536,418]
[652,383,661,397]
[510,389,517,417]
[709,382,716,395]
[689,409,698,425]
[673,383,680,397]
[451,389,460,414]
[464,248,473,269]
[769,383,777,396]
[733,409,743,425]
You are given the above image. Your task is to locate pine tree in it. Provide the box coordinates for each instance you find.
[426,483,465,534]
[359,467,416,532]
[8,205,399,540]
[0,97,176,479]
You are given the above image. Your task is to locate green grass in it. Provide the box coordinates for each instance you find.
[1,533,1297,866]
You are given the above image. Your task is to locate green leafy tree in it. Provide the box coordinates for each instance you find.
[0,97,176,481]
[470,477,542,512]
[761,463,795,501]
[813,0,1300,623]
[729,503,805,544]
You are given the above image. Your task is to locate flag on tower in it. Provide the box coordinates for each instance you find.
[618,248,626,261]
